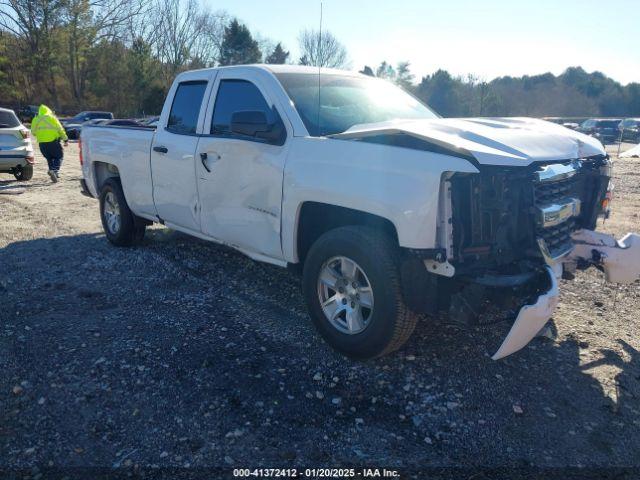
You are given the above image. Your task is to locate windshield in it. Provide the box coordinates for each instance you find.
[0,110,20,128]
[274,73,438,136]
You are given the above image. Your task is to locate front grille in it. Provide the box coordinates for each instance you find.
[534,175,578,204]
[533,165,582,258]
[450,156,609,270]
[536,218,576,258]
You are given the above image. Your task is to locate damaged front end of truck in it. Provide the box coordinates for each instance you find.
[335,117,640,359]
[436,154,639,359]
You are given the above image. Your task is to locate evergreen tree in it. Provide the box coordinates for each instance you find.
[219,19,262,66]
[376,61,395,80]
[395,61,414,90]
[265,42,289,64]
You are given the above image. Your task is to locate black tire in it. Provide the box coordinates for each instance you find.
[302,226,418,359]
[13,164,33,181]
[99,178,145,246]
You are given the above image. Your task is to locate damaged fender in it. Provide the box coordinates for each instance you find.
[569,229,640,284]
[492,267,559,360]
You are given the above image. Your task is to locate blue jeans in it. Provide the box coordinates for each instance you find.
[39,140,64,172]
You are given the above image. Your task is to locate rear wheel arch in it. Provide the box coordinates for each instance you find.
[93,161,120,192]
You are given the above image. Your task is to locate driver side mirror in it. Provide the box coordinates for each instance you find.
[230,110,285,145]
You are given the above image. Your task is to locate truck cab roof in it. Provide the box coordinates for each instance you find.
[175,64,363,81]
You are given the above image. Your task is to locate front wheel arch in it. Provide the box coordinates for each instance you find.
[295,202,400,265]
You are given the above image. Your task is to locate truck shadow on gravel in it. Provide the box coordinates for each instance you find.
[1,230,639,470]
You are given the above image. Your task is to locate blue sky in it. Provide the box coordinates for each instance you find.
[204,0,639,84]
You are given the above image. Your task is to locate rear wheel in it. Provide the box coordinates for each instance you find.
[13,165,33,181]
[99,178,145,246]
[302,226,418,359]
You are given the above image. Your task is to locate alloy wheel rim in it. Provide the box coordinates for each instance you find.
[103,191,121,235]
[317,256,374,335]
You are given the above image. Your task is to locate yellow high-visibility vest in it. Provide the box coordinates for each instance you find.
[31,105,68,143]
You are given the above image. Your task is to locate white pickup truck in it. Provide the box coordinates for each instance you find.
[80,65,640,360]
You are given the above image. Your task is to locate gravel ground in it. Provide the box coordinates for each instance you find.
[1,143,639,479]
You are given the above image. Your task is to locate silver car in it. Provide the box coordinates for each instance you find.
[0,108,35,181]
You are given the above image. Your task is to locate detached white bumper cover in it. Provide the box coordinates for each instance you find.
[570,229,640,284]
[492,267,559,360]
[493,229,640,360]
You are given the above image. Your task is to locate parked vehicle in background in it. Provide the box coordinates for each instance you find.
[577,118,622,144]
[69,119,109,139]
[542,117,587,129]
[62,111,114,139]
[618,118,640,143]
[105,119,143,127]
[18,105,39,124]
[0,107,35,180]
[85,119,110,126]
[79,65,640,361]
[139,116,160,127]
[77,120,145,140]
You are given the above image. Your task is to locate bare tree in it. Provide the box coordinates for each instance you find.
[298,29,347,69]
[153,0,227,83]
[254,33,274,63]
[190,9,227,67]
[62,0,148,105]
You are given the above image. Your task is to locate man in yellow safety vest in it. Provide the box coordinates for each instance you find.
[30,105,68,183]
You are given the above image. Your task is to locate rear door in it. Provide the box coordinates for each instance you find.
[150,72,215,231]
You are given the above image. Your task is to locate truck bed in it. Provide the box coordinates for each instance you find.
[81,125,157,219]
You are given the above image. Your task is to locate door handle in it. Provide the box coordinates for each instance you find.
[200,152,211,172]
[200,152,220,173]
[153,145,168,154]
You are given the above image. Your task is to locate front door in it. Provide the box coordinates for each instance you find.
[195,74,290,260]
[151,79,210,231]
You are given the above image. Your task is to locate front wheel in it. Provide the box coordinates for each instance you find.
[99,178,145,246]
[13,165,33,181]
[302,226,418,359]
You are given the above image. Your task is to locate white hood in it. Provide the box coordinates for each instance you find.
[333,117,606,166]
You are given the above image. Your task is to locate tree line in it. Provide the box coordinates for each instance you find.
[1,0,638,118]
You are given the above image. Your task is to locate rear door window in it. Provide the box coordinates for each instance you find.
[167,81,208,134]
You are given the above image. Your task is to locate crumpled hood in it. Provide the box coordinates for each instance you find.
[332,117,606,166]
